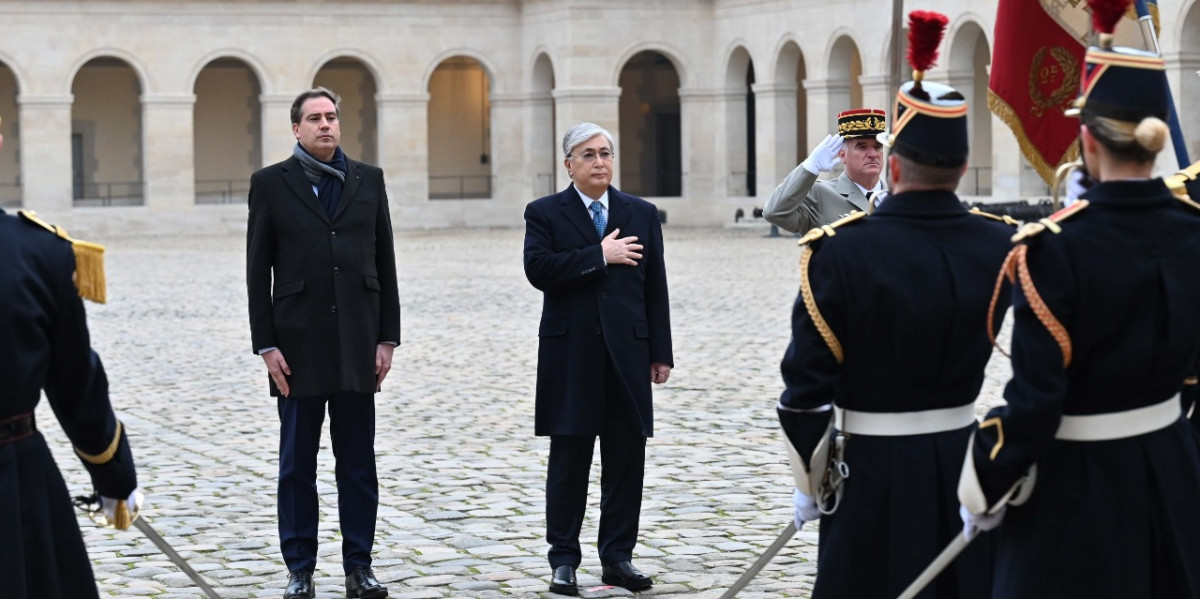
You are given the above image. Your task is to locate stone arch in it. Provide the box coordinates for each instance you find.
[192,57,263,204]
[724,45,756,196]
[314,56,380,165]
[827,34,864,122]
[70,55,144,206]
[0,57,22,207]
[948,18,993,195]
[612,42,691,89]
[618,50,682,197]
[531,51,557,196]
[1178,0,1200,161]
[427,55,494,199]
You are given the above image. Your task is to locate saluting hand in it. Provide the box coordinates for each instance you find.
[262,349,292,397]
[601,228,643,266]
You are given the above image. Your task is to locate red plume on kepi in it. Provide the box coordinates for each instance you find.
[906,10,949,83]
[1088,0,1131,37]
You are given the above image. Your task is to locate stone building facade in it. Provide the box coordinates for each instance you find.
[0,0,1196,228]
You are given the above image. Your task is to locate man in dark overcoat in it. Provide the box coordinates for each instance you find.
[246,87,400,599]
[0,126,140,599]
[523,122,673,596]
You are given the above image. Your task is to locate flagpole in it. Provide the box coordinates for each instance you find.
[1132,0,1191,168]
[888,0,904,125]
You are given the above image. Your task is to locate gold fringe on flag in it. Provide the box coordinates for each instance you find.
[988,89,1080,188]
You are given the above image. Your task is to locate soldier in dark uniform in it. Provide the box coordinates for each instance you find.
[957,7,1200,596]
[776,11,1012,598]
[0,126,140,598]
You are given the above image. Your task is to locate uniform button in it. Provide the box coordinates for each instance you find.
[330,231,337,238]
[331,305,337,313]
[594,327,602,335]
[334,267,340,275]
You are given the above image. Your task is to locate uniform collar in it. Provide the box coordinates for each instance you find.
[871,189,966,217]
[1080,178,1173,207]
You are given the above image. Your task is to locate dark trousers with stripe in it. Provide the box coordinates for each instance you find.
[277,392,378,575]
[546,359,647,568]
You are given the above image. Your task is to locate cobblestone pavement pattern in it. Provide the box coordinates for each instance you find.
[36,224,1013,598]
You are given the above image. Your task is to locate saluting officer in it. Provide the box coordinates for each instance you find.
[775,11,1013,598]
[957,2,1200,596]
[762,108,887,233]
[0,124,140,599]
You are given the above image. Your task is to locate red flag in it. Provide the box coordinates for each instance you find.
[988,0,1155,185]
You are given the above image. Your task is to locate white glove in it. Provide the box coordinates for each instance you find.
[959,504,1005,541]
[793,488,821,529]
[1063,167,1091,206]
[801,134,844,175]
[102,489,143,530]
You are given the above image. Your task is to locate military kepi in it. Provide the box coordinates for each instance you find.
[1067,0,1167,123]
[837,109,886,139]
[879,10,968,168]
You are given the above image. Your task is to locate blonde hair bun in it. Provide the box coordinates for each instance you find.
[1134,117,1168,153]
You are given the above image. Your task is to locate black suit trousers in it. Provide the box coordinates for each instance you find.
[546,358,647,567]
[277,392,378,574]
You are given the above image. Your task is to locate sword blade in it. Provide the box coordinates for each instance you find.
[896,532,971,599]
[718,521,798,599]
[132,517,223,599]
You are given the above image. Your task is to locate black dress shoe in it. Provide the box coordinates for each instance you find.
[346,566,389,599]
[283,570,315,599]
[601,560,653,591]
[549,565,579,596]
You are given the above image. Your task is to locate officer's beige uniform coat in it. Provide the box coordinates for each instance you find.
[762,167,876,233]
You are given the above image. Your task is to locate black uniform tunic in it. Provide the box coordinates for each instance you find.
[969,179,1200,598]
[777,191,1012,598]
[0,208,137,599]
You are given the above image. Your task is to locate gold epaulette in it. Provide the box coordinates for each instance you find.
[1010,200,1089,244]
[797,210,867,246]
[968,207,1019,226]
[1165,160,1200,197]
[19,210,107,303]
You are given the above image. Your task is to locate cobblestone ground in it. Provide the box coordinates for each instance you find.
[37,224,1012,598]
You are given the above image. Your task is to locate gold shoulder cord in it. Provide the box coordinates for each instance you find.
[799,245,844,364]
[987,244,1072,368]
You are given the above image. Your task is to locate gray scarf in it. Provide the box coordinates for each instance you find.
[293,143,346,185]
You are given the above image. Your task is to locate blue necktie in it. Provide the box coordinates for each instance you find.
[590,200,606,238]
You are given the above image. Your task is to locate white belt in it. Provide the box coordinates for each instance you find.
[835,403,976,436]
[1055,395,1181,441]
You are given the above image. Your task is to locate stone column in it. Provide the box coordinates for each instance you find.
[375,92,430,206]
[17,94,73,213]
[551,87,621,190]
[990,112,1022,201]
[259,94,296,167]
[489,92,529,211]
[678,88,723,202]
[751,82,797,200]
[141,94,196,210]
[1163,52,1199,173]
[721,90,750,197]
[803,78,851,149]
[858,74,893,115]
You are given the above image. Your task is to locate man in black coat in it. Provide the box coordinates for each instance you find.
[524,122,673,595]
[246,87,401,599]
[0,126,140,599]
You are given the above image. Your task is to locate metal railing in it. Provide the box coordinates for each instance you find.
[196,179,250,204]
[959,166,993,196]
[429,175,493,200]
[73,181,144,207]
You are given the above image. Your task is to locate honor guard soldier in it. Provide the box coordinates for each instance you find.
[775,12,1013,598]
[763,108,888,233]
[0,121,140,599]
[957,1,1200,596]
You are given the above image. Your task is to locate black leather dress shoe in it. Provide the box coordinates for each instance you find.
[601,560,653,591]
[549,565,579,596]
[346,566,389,599]
[283,570,315,599]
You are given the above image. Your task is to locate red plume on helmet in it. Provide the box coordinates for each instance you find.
[906,10,949,83]
[1087,0,1131,48]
